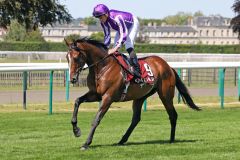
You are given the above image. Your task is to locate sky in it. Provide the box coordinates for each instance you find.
[59,0,235,19]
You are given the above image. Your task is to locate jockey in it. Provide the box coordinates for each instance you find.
[92,4,141,78]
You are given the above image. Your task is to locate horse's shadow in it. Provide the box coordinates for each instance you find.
[90,139,199,149]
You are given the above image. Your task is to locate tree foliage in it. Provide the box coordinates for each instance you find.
[3,20,26,41]
[163,12,193,25]
[83,17,97,25]
[231,0,240,39]
[3,20,45,42]
[64,34,80,42]
[25,29,45,42]
[139,11,205,26]
[90,32,104,42]
[193,11,204,17]
[0,0,72,31]
[138,18,163,26]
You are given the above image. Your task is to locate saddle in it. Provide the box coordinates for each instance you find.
[113,52,155,85]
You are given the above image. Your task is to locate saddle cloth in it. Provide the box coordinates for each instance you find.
[114,53,155,85]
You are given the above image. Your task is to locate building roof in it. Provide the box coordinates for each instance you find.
[144,26,197,32]
[193,16,230,27]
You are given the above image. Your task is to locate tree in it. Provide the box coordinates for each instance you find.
[90,32,104,42]
[3,20,27,41]
[64,34,81,42]
[25,29,45,42]
[83,17,97,25]
[138,18,163,26]
[4,20,45,42]
[0,0,72,32]
[231,0,240,38]
[163,12,192,25]
[193,11,204,17]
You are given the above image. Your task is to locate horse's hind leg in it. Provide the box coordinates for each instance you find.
[118,98,145,145]
[158,84,178,143]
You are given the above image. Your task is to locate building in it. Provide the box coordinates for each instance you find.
[143,16,239,45]
[40,18,112,42]
[1,16,239,45]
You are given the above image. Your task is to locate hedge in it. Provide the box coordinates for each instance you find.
[0,42,240,53]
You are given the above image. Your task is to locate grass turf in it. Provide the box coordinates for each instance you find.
[0,106,240,160]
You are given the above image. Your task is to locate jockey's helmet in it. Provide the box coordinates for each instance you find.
[92,4,109,17]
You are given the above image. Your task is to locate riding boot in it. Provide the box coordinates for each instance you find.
[130,55,141,78]
[127,48,141,78]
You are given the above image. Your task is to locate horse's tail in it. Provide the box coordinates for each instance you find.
[172,68,201,111]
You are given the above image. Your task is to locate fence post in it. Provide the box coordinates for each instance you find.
[188,69,192,87]
[238,68,240,101]
[49,71,54,115]
[218,68,225,109]
[65,70,70,102]
[23,71,28,110]
[143,99,147,112]
[177,68,182,103]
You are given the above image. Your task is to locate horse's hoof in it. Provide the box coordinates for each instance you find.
[73,127,81,137]
[80,145,89,151]
[117,140,125,145]
[170,140,175,143]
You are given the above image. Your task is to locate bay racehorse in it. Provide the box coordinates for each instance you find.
[65,37,200,150]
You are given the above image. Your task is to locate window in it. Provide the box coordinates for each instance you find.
[213,30,216,37]
[221,30,224,36]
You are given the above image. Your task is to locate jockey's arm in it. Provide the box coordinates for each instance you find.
[101,22,111,48]
[108,45,120,54]
[108,16,127,54]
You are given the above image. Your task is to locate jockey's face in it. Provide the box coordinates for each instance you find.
[98,14,108,23]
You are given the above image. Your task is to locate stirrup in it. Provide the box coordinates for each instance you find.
[131,67,141,78]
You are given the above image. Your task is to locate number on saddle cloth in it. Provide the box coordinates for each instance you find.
[114,53,155,85]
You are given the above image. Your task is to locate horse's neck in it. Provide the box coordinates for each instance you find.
[86,48,109,67]
[84,43,114,76]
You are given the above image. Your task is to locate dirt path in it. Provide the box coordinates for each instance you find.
[0,87,238,104]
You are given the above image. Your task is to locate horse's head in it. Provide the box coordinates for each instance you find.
[65,39,87,84]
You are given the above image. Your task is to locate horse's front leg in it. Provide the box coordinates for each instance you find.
[71,92,100,137]
[81,95,112,150]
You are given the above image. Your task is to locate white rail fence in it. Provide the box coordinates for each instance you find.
[0,62,240,114]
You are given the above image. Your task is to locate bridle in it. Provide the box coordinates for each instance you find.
[68,44,113,76]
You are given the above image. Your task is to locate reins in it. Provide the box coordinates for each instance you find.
[70,43,112,74]
[81,52,135,77]
[81,53,113,71]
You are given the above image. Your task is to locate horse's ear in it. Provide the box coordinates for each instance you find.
[64,38,72,47]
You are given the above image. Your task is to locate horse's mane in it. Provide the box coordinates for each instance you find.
[74,37,108,51]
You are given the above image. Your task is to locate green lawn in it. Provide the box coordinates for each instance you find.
[0,106,240,160]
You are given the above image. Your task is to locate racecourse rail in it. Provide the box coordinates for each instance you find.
[0,62,240,114]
